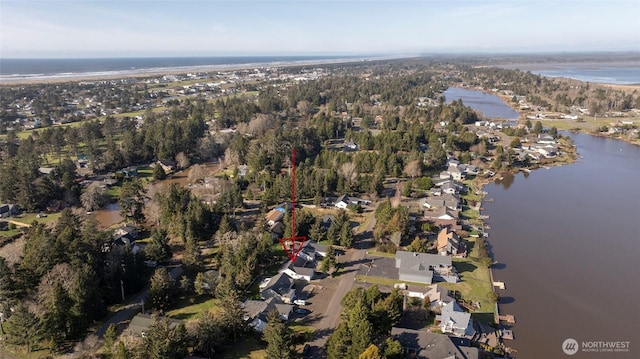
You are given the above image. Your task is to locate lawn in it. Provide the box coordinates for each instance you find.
[11,211,63,227]
[219,336,266,359]
[366,250,396,258]
[437,256,496,322]
[166,295,221,321]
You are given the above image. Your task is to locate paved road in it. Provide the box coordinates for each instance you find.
[307,248,366,358]
[93,266,183,338]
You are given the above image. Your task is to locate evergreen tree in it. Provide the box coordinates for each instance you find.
[5,303,42,352]
[218,291,247,343]
[326,322,351,359]
[153,164,167,180]
[148,267,176,311]
[263,310,296,359]
[382,338,404,359]
[340,221,354,248]
[320,245,338,275]
[347,301,373,358]
[189,311,223,356]
[103,323,119,350]
[145,228,171,263]
[143,318,188,359]
[309,218,326,242]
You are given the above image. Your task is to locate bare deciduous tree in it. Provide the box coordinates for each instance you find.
[80,182,106,211]
[175,151,190,169]
[403,160,422,178]
[340,162,358,189]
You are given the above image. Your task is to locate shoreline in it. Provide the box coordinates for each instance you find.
[0,55,406,85]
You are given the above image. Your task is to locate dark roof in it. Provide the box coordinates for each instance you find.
[260,272,294,298]
[128,314,183,337]
[335,194,349,204]
[391,327,478,359]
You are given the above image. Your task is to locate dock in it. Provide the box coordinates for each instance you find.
[501,329,514,340]
[499,314,516,324]
[493,281,506,290]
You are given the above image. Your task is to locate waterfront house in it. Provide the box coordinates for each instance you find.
[391,327,479,359]
[437,228,467,257]
[436,301,476,337]
[395,251,458,285]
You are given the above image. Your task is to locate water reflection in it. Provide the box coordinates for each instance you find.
[494,172,515,189]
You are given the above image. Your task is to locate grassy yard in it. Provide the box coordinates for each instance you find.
[366,250,396,258]
[437,256,496,322]
[166,295,221,321]
[11,211,63,227]
[220,336,266,359]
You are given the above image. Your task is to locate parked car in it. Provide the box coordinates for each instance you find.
[294,299,307,306]
[295,308,312,316]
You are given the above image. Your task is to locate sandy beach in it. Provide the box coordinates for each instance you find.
[0,55,404,86]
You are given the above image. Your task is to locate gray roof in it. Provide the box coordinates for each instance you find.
[396,251,452,271]
[128,314,183,337]
[260,272,294,300]
[391,327,478,359]
[243,297,293,321]
[439,301,475,337]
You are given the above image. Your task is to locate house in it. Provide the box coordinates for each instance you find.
[243,297,294,332]
[114,224,139,240]
[423,206,458,221]
[436,301,476,337]
[440,180,463,195]
[112,224,139,246]
[422,193,459,211]
[537,134,557,144]
[334,194,352,209]
[344,141,358,151]
[120,166,138,178]
[280,241,325,281]
[38,167,55,175]
[391,327,478,359]
[265,208,285,227]
[395,251,458,285]
[0,204,20,218]
[260,272,296,304]
[447,165,465,181]
[424,284,455,309]
[157,159,176,173]
[403,283,453,309]
[127,314,184,337]
[437,228,466,257]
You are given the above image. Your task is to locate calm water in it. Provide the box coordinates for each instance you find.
[483,133,640,358]
[534,66,640,85]
[444,87,520,120]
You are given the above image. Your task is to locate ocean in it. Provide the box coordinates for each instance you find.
[0,56,361,82]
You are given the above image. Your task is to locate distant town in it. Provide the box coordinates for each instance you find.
[0,56,638,359]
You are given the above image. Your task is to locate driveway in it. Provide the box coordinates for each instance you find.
[305,248,366,358]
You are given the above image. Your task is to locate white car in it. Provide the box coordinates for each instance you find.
[294,299,307,306]
[259,277,272,290]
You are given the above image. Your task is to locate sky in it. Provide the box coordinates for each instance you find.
[1,0,639,58]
